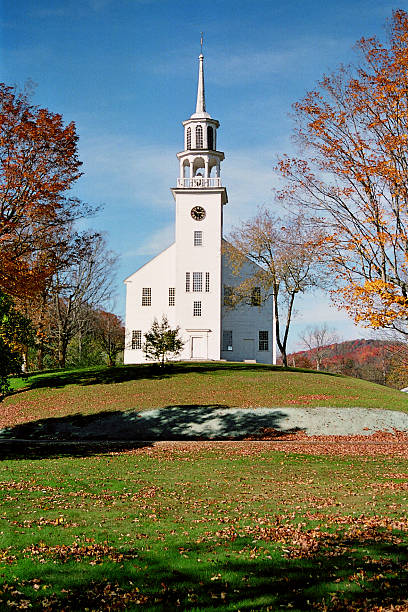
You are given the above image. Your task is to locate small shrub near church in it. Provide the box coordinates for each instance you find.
[143,315,184,366]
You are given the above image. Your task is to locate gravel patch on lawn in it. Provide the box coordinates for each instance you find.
[1,406,408,441]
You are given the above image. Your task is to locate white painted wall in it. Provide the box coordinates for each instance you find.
[123,244,176,364]
[221,252,274,364]
[173,187,226,360]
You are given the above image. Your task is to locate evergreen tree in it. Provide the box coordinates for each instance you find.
[143,316,184,367]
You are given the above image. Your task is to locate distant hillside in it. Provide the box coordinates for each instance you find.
[287,339,405,387]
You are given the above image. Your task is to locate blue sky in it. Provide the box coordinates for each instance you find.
[1,0,405,350]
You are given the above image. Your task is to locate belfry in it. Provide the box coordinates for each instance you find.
[124,50,274,363]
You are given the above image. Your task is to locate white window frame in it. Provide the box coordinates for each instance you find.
[196,125,203,149]
[185,272,190,292]
[132,330,142,350]
[224,285,233,306]
[194,231,203,246]
[251,287,261,306]
[222,330,233,351]
[205,272,210,292]
[259,330,269,351]
[169,287,175,306]
[142,287,151,306]
[193,301,202,316]
[192,271,202,292]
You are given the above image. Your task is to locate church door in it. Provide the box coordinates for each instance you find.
[191,336,205,359]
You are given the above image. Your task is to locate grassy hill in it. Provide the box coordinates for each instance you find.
[2,361,408,429]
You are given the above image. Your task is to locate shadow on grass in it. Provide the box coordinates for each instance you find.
[12,361,339,393]
[0,404,303,458]
[0,439,152,460]
[2,532,407,610]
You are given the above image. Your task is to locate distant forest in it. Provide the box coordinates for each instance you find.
[286,339,408,389]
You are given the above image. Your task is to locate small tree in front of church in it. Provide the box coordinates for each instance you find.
[143,316,184,367]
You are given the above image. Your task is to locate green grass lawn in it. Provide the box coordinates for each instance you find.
[3,362,408,430]
[1,444,407,611]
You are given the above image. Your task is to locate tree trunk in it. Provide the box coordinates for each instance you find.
[58,338,68,369]
[21,350,27,373]
[37,343,44,371]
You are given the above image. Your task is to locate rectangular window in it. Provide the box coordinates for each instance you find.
[142,287,151,306]
[132,330,142,350]
[185,272,190,292]
[169,287,175,306]
[224,285,233,306]
[194,231,202,246]
[251,287,261,306]
[222,330,233,351]
[192,271,202,292]
[259,330,269,351]
[205,272,210,292]
[193,301,201,316]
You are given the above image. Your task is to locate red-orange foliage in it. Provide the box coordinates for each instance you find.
[278,10,408,336]
[0,83,86,297]
[94,310,125,367]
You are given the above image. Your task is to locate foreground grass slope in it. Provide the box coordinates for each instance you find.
[3,362,408,428]
[1,444,407,611]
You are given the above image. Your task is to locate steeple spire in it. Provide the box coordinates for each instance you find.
[191,34,211,119]
[195,52,206,114]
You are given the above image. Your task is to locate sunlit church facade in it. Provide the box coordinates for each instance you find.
[124,53,276,364]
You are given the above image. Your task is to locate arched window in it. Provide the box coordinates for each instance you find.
[207,126,214,150]
[186,127,191,150]
[196,125,203,149]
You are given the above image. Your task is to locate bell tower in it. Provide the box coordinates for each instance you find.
[171,50,228,360]
[176,53,225,187]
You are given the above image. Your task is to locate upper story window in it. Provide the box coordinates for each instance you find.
[169,287,175,306]
[251,287,261,306]
[205,272,210,292]
[194,231,203,246]
[193,272,202,292]
[224,285,233,306]
[193,301,201,316]
[186,126,191,149]
[259,330,269,351]
[185,272,190,292]
[207,126,214,150]
[142,287,151,306]
[196,125,203,149]
[132,330,142,350]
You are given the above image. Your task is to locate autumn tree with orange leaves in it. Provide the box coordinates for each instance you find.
[278,10,408,338]
[0,83,91,297]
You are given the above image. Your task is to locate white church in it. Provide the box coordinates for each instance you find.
[124,52,276,364]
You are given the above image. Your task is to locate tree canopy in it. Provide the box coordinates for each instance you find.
[0,83,91,297]
[225,210,325,366]
[278,10,408,337]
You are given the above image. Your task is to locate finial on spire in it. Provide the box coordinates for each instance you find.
[200,32,203,55]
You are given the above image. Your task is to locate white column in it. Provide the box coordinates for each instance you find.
[272,294,277,365]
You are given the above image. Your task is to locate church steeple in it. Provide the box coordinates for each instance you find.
[193,54,208,117]
[176,51,225,189]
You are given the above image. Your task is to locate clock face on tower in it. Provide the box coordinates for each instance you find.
[191,206,206,221]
